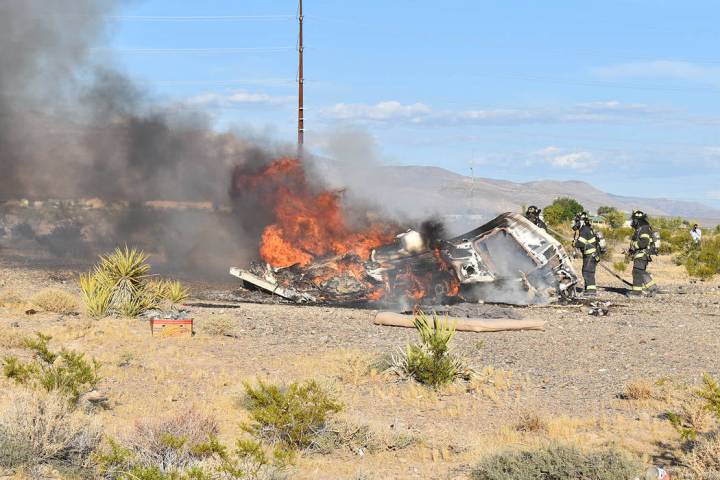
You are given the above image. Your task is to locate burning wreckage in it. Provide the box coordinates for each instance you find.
[228,157,577,307]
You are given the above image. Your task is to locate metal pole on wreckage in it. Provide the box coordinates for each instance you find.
[297,0,304,158]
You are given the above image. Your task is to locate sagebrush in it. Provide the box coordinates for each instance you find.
[243,379,342,450]
[3,332,100,402]
[0,389,101,473]
[471,443,642,480]
[95,410,286,479]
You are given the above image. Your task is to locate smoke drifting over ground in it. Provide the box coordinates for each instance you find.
[0,1,304,276]
[0,1,443,280]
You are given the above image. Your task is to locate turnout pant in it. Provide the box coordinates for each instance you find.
[632,257,655,293]
[582,255,598,292]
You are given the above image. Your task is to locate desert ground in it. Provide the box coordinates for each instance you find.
[1,250,719,479]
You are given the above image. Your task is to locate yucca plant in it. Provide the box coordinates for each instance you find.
[78,246,157,318]
[388,311,470,388]
[161,280,190,304]
[98,246,151,309]
[79,272,112,318]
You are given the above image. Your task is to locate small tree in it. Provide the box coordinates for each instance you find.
[604,210,626,229]
[597,206,617,216]
[543,198,584,226]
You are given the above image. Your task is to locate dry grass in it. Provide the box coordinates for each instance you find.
[622,378,655,401]
[0,388,101,470]
[118,409,219,472]
[513,407,549,433]
[202,315,237,336]
[680,433,720,479]
[31,288,79,314]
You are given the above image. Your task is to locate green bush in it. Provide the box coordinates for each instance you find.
[3,332,100,403]
[604,210,626,229]
[613,261,628,273]
[684,236,720,280]
[543,198,584,226]
[242,379,342,450]
[471,443,642,480]
[665,374,720,479]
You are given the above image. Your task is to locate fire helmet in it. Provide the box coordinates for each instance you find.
[572,211,590,231]
[631,210,647,228]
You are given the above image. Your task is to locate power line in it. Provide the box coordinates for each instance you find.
[93,46,296,56]
[104,15,295,21]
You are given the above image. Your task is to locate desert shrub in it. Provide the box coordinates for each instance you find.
[679,433,720,480]
[0,389,101,473]
[622,379,655,401]
[3,332,100,403]
[243,379,342,450]
[203,316,236,337]
[387,311,469,388]
[95,438,283,480]
[95,412,286,479]
[471,443,642,480]
[543,198,584,226]
[602,209,626,229]
[513,408,548,433]
[684,236,720,280]
[667,374,720,441]
[79,246,160,317]
[31,287,79,314]
[603,226,633,243]
[613,261,628,273]
[152,279,191,305]
[112,410,219,473]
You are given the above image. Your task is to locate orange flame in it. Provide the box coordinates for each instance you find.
[231,156,461,304]
[233,157,394,268]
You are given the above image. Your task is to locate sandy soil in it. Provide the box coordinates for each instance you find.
[0,253,719,479]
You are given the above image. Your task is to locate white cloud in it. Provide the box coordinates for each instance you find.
[535,146,562,156]
[534,146,598,171]
[592,60,720,85]
[322,101,431,121]
[186,90,294,107]
[708,191,720,200]
[550,151,594,169]
[319,99,685,127]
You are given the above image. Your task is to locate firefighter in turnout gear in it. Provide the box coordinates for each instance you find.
[573,211,599,296]
[628,210,658,296]
[525,205,547,230]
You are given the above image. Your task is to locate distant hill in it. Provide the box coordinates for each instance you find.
[355,165,720,227]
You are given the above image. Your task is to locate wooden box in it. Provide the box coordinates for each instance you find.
[150,318,193,338]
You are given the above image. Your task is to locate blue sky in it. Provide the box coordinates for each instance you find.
[107,0,720,207]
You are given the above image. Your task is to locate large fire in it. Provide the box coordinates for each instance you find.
[231,157,395,267]
[231,156,459,304]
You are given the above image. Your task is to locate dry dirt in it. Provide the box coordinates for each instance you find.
[0,252,719,479]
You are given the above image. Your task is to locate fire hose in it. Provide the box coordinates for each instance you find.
[547,226,633,288]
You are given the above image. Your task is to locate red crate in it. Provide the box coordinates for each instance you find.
[150,318,193,337]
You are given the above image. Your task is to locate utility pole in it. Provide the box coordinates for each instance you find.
[297,0,304,157]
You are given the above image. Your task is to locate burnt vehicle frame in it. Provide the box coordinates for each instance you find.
[231,212,579,306]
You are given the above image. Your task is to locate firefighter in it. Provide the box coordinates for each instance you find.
[573,211,598,296]
[525,205,547,230]
[628,210,657,296]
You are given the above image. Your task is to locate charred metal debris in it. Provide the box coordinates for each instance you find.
[230,213,579,307]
